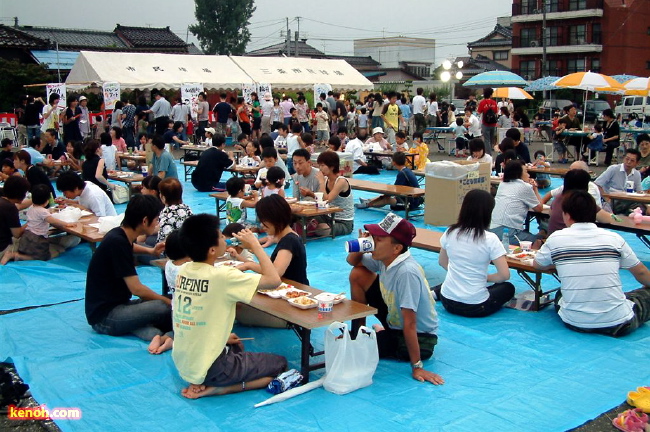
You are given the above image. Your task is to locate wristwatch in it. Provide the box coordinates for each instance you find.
[411,360,423,370]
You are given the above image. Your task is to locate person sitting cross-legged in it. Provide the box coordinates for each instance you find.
[173,214,287,399]
[347,213,444,385]
[534,190,650,336]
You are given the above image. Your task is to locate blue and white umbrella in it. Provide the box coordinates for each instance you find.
[463,71,528,88]
[612,74,639,84]
[524,76,561,92]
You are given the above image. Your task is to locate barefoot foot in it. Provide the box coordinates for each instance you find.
[155,336,173,354]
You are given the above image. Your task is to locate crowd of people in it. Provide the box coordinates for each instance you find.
[1,86,650,401]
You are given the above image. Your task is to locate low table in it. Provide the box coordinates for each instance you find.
[411,228,559,311]
[348,178,425,220]
[54,213,104,253]
[151,257,377,383]
[209,192,343,243]
[108,172,145,199]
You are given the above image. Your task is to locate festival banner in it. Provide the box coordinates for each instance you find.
[102,82,120,110]
[46,83,67,109]
[181,83,203,120]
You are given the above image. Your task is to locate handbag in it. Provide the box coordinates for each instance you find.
[111,184,129,204]
[323,321,378,395]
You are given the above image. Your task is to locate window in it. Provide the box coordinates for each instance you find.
[521,0,537,14]
[568,0,587,10]
[569,25,587,45]
[591,58,600,73]
[520,28,538,47]
[647,61,650,70]
[592,24,601,44]
[520,60,537,80]
[647,27,650,35]
[547,0,559,12]
[545,27,559,46]
[493,51,509,60]
[546,60,561,76]
[567,58,585,74]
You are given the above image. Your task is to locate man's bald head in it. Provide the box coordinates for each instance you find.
[570,161,589,172]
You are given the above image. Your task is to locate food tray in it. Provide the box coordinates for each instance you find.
[314,293,346,304]
[287,296,318,309]
[296,201,316,206]
[282,289,311,299]
[214,260,244,268]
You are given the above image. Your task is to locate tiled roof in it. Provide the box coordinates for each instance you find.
[326,55,380,68]
[187,43,204,55]
[18,26,127,49]
[468,24,513,48]
[246,40,326,58]
[115,24,187,48]
[456,54,511,76]
[0,25,48,49]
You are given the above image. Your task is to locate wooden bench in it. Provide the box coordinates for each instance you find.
[363,150,416,170]
[348,178,425,220]
[181,160,198,182]
[209,192,343,243]
[54,214,105,253]
[411,227,559,311]
[152,257,377,383]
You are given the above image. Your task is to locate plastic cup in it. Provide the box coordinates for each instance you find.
[519,241,532,251]
[626,181,634,193]
[141,166,148,175]
[317,201,327,209]
[345,237,374,253]
[318,298,334,313]
[314,192,324,201]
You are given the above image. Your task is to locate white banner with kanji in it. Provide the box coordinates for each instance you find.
[102,82,120,110]
[181,83,203,120]
[46,83,67,109]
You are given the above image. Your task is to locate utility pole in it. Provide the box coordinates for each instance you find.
[296,16,300,57]
[541,0,547,99]
[285,17,290,57]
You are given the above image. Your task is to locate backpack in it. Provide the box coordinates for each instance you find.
[484,105,497,124]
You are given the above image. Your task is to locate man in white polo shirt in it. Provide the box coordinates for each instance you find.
[534,190,650,336]
[56,171,117,217]
[412,88,427,134]
[594,148,643,215]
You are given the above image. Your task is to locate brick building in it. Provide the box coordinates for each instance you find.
[510,0,650,80]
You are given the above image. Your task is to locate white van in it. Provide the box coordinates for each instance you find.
[615,96,650,118]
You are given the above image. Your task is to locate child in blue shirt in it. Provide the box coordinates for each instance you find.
[454,118,468,158]
[355,152,422,210]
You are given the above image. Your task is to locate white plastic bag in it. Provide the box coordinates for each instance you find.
[425,160,479,180]
[112,184,129,204]
[97,214,124,234]
[323,321,378,395]
[50,207,82,223]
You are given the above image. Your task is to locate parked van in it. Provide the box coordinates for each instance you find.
[615,96,650,118]
[583,100,611,123]
[540,99,580,120]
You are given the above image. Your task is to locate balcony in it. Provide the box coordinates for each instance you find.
[512,0,603,22]
[511,35,602,55]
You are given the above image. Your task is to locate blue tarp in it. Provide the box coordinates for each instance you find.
[1,163,649,431]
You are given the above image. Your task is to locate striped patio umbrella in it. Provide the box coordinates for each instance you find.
[623,77,650,96]
[492,87,534,100]
[524,76,561,92]
[463,71,528,88]
[552,72,623,92]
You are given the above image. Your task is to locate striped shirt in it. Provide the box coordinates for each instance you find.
[535,223,638,328]
[490,179,540,230]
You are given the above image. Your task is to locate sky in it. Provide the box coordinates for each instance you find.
[1,0,513,67]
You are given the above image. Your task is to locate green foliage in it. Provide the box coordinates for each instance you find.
[0,59,51,112]
[190,0,255,55]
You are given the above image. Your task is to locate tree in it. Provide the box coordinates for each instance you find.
[190,0,256,55]
[0,59,51,112]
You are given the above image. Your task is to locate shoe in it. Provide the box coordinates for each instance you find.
[355,198,370,209]
[612,408,648,432]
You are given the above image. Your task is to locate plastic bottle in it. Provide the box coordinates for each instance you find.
[502,228,510,251]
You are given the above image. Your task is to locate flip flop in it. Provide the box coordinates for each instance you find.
[628,387,650,413]
[612,408,649,432]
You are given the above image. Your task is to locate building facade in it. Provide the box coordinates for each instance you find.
[467,17,513,69]
[511,0,650,79]
[353,37,436,79]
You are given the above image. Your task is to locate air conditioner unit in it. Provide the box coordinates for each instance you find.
[530,40,539,47]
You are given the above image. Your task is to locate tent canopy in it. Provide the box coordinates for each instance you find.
[229,56,373,91]
[65,51,252,90]
[65,51,373,92]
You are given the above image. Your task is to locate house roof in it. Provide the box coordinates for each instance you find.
[114,24,187,48]
[246,40,326,58]
[0,25,50,49]
[326,55,380,68]
[456,54,511,76]
[467,24,512,49]
[31,50,79,69]
[17,26,127,50]
[187,43,204,55]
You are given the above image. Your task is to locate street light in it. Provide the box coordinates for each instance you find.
[440,60,463,100]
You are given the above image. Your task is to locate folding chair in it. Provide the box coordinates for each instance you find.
[543,142,555,162]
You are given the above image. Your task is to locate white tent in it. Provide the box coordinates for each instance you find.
[65,51,253,90]
[65,51,374,92]
[229,56,373,91]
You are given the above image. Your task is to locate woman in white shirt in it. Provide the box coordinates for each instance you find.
[426,93,439,127]
[437,189,514,317]
[467,138,493,167]
[497,106,512,128]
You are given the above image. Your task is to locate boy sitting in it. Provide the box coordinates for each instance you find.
[56,171,117,217]
[173,214,287,398]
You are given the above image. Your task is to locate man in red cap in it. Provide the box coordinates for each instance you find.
[347,213,444,385]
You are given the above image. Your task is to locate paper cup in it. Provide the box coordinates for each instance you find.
[314,192,324,201]
[141,166,148,175]
[345,237,374,253]
[317,201,327,209]
[519,241,532,251]
[318,299,334,313]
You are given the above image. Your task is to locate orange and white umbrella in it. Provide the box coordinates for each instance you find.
[623,77,650,96]
[552,71,623,92]
[492,87,534,100]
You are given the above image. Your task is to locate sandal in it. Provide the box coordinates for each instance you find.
[612,408,649,432]
[628,387,650,413]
